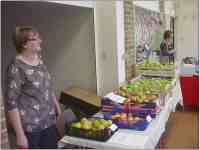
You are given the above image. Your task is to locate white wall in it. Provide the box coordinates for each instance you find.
[165,0,175,16]
[47,1,94,8]
[133,0,159,12]
[116,1,126,85]
[175,0,198,62]
[94,1,119,96]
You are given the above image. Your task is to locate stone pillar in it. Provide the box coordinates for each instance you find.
[124,0,136,82]
[0,96,10,149]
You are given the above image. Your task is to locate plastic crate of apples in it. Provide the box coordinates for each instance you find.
[116,78,174,105]
[65,117,118,141]
[103,111,152,131]
[102,99,159,118]
[136,60,175,77]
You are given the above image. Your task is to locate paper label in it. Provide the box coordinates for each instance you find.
[109,124,118,131]
[146,115,152,122]
[104,92,126,103]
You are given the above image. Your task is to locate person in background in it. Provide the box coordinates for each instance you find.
[160,30,175,64]
[5,26,62,149]
[143,43,151,59]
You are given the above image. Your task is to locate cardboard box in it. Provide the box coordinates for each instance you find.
[60,87,101,116]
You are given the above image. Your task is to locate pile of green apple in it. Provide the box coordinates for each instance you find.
[71,118,113,131]
[117,78,172,103]
[137,60,174,70]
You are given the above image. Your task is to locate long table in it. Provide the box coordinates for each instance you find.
[58,79,183,149]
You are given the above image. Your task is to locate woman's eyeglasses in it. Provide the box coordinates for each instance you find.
[26,37,42,42]
[27,38,38,41]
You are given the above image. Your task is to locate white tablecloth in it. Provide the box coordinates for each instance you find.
[59,79,183,149]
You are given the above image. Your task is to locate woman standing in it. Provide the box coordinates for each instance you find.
[5,26,61,149]
[160,30,175,64]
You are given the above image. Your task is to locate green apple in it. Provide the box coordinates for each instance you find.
[97,125,105,130]
[71,122,81,128]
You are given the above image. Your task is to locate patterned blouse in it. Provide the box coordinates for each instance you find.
[5,57,56,133]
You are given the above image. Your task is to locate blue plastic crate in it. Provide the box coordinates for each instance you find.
[102,112,151,131]
[111,104,157,118]
[128,120,149,131]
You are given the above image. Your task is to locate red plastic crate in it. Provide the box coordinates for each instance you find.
[180,75,199,107]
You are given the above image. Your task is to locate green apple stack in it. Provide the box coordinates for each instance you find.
[117,78,172,103]
[71,118,113,131]
[137,60,174,70]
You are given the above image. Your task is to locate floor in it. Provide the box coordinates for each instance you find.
[163,108,198,149]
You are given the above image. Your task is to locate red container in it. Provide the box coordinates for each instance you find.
[180,75,199,107]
